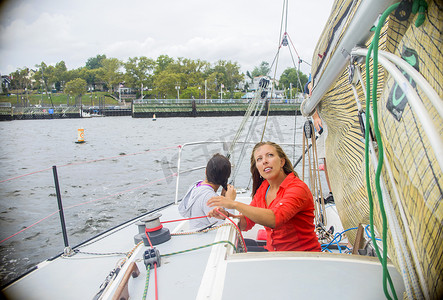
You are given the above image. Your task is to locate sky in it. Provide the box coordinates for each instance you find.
[0,0,334,78]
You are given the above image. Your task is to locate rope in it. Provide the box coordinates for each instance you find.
[321,227,358,252]
[144,228,159,300]
[364,3,401,300]
[160,215,208,224]
[260,0,309,143]
[215,208,247,252]
[142,264,151,300]
[161,240,237,257]
[170,220,247,253]
[301,122,326,227]
[230,98,266,183]
[412,0,428,27]
[170,223,232,236]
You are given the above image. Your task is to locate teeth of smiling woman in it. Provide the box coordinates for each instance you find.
[264,167,272,172]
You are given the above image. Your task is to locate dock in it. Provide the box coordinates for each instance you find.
[132,100,301,118]
[0,99,302,120]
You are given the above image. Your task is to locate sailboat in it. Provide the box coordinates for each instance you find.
[1,0,441,299]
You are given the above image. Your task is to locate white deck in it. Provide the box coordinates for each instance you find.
[2,198,405,300]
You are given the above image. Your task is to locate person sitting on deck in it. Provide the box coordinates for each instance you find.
[178,153,236,230]
[207,142,321,252]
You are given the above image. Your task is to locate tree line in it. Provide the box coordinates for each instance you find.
[5,54,308,100]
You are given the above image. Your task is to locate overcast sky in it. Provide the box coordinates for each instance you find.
[0,0,333,78]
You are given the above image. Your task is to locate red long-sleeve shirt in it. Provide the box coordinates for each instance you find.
[245,173,321,252]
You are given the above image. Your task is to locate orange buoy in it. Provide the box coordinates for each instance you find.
[75,128,85,144]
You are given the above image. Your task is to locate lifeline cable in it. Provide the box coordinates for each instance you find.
[0,173,177,244]
[0,145,179,184]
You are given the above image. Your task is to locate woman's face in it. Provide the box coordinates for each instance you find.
[253,144,285,180]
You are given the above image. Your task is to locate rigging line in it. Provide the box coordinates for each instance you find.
[0,210,59,244]
[268,42,283,76]
[231,100,266,182]
[260,43,281,142]
[227,89,262,158]
[292,107,298,164]
[284,0,289,33]
[286,33,302,62]
[286,34,304,92]
[0,167,52,184]
[278,0,286,48]
[287,45,304,93]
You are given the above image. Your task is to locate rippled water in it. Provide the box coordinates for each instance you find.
[0,115,311,286]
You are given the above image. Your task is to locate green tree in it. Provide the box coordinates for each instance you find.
[34,62,55,93]
[65,78,87,95]
[10,68,31,91]
[251,61,270,77]
[154,55,174,75]
[86,54,107,69]
[76,67,102,90]
[211,60,244,97]
[278,67,308,93]
[53,61,68,91]
[99,58,123,93]
[65,78,87,106]
[205,72,221,98]
[153,70,181,99]
[166,57,209,88]
[124,56,156,96]
[181,86,201,99]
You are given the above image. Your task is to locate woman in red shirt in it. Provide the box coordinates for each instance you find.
[208,141,321,252]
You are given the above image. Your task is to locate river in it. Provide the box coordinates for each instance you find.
[0,115,323,286]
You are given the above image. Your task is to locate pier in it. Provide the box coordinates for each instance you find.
[133,99,301,118]
[0,99,302,120]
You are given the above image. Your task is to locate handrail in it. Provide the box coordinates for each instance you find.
[301,0,398,116]
[351,47,443,172]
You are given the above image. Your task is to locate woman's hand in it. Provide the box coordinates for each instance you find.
[312,110,323,132]
[207,195,235,210]
[225,184,237,200]
[207,207,229,219]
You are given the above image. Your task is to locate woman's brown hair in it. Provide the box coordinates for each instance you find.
[206,153,231,190]
[250,142,297,197]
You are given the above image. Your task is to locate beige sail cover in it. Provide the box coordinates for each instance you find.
[310,0,442,298]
